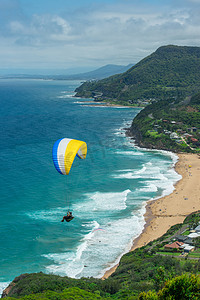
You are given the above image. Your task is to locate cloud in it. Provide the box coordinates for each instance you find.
[0,0,200,69]
[8,15,72,45]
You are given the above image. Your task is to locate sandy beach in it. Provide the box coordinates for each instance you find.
[102,153,200,279]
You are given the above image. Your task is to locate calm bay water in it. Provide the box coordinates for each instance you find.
[0,79,181,292]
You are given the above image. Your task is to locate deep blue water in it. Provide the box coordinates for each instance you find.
[0,79,181,292]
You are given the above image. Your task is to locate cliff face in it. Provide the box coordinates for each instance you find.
[75,45,200,104]
[1,274,28,298]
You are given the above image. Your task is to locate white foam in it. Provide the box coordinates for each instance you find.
[112,161,162,179]
[74,101,92,104]
[60,91,75,94]
[43,220,101,278]
[26,207,67,222]
[112,171,136,179]
[135,165,147,174]
[114,130,126,136]
[57,94,74,99]
[0,282,10,297]
[81,220,99,228]
[116,151,144,156]
[139,183,158,192]
[113,120,132,136]
[81,105,108,108]
[76,190,131,212]
[97,204,146,278]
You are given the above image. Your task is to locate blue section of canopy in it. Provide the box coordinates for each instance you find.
[52,138,63,175]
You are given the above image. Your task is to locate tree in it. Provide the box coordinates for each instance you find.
[158,274,200,299]
[139,274,200,300]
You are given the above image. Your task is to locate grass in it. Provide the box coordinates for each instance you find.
[147,130,163,138]
[182,230,190,236]
[188,252,200,258]
[156,252,181,256]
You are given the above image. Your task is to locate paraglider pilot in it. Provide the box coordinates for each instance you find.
[61,211,74,222]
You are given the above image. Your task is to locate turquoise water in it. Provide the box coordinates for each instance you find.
[0,79,181,292]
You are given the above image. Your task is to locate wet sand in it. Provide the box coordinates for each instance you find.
[102,153,200,279]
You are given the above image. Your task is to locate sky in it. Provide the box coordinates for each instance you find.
[0,0,200,73]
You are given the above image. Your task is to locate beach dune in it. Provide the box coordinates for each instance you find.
[103,153,200,279]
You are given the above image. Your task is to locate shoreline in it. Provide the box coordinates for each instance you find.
[102,152,200,279]
[74,98,142,108]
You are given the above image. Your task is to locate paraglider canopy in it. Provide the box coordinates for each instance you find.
[52,138,87,175]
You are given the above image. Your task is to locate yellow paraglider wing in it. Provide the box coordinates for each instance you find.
[64,139,87,175]
[52,138,87,175]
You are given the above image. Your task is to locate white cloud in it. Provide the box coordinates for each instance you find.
[0,0,200,69]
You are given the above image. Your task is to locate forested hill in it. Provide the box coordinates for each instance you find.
[75,45,200,104]
[128,91,200,153]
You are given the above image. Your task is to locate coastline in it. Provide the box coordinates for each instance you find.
[74,98,141,108]
[102,152,200,279]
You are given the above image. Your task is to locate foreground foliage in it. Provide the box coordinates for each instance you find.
[139,274,200,300]
[6,287,103,300]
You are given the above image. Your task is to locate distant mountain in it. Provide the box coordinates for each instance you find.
[1,64,134,81]
[55,64,134,80]
[75,45,200,104]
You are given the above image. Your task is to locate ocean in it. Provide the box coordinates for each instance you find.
[0,79,181,293]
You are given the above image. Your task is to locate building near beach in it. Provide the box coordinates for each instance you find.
[164,241,184,250]
[179,244,195,253]
[195,225,200,233]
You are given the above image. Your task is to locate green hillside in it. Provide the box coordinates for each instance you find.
[128,92,200,153]
[75,45,200,104]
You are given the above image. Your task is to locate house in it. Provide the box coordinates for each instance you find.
[164,130,171,134]
[164,241,184,250]
[184,238,194,245]
[176,235,187,243]
[188,232,200,239]
[176,235,194,244]
[194,224,200,233]
[170,132,179,139]
[191,138,198,143]
[183,133,192,138]
[180,244,195,253]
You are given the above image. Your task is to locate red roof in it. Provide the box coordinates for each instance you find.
[191,138,198,142]
[164,241,184,249]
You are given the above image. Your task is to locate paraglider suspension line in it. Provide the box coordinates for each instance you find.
[65,177,71,211]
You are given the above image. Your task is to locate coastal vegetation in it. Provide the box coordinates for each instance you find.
[3,212,200,299]
[128,92,200,153]
[75,45,200,104]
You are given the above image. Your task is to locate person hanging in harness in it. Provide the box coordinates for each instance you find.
[61,210,74,222]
